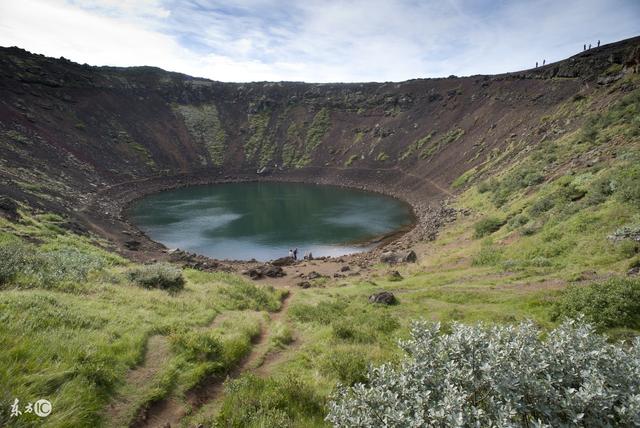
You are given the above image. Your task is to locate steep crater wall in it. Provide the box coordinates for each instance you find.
[0,37,639,258]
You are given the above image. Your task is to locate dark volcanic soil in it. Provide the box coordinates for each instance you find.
[1,37,639,266]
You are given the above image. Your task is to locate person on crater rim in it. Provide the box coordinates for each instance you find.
[288,248,293,258]
[293,248,298,260]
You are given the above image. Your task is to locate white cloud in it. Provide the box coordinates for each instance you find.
[0,0,638,82]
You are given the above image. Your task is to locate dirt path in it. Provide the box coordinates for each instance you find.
[136,291,294,428]
[104,335,171,427]
[183,288,299,426]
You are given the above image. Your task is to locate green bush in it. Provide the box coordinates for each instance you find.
[490,168,545,206]
[128,263,185,294]
[215,374,325,427]
[321,348,369,386]
[552,277,640,329]
[0,239,30,285]
[477,180,493,193]
[614,163,640,207]
[528,195,555,216]
[0,239,109,290]
[473,217,505,238]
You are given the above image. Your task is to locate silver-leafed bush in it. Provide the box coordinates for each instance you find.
[327,319,640,427]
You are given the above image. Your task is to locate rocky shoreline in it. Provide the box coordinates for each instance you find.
[76,166,459,272]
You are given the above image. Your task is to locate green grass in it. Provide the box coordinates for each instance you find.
[0,214,284,427]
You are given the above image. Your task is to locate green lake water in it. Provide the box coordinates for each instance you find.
[129,182,413,261]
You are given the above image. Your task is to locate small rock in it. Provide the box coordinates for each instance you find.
[307,271,324,280]
[297,281,311,289]
[368,291,397,305]
[401,250,417,263]
[124,240,141,251]
[0,196,19,220]
[380,251,400,264]
[628,266,640,276]
[388,270,403,281]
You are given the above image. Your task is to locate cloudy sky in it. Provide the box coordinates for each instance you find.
[0,0,638,82]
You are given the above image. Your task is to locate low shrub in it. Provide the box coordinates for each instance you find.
[0,239,109,290]
[321,348,369,386]
[507,214,528,230]
[471,244,503,266]
[0,239,30,285]
[473,217,505,238]
[614,164,640,208]
[552,277,640,330]
[477,180,493,193]
[332,321,371,343]
[528,195,555,216]
[328,319,640,427]
[215,374,325,427]
[128,263,185,294]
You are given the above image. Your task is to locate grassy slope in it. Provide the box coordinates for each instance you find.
[205,78,640,426]
[1,77,639,427]
[0,215,284,427]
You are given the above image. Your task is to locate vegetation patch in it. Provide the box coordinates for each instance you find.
[420,128,464,159]
[244,110,272,167]
[344,154,359,167]
[399,131,433,160]
[473,216,505,238]
[215,374,326,427]
[128,263,185,294]
[328,319,640,427]
[552,277,640,330]
[174,104,226,166]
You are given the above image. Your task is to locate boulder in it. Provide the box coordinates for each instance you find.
[271,256,296,266]
[263,265,285,277]
[297,281,311,289]
[340,265,351,272]
[368,291,397,305]
[388,270,403,281]
[0,196,19,220]
[380,250,417,264]
[124,240,141,251]
[306,271,324,280]
[244,264,285,280]
[402,250,417,263]
[380,251,400,264]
